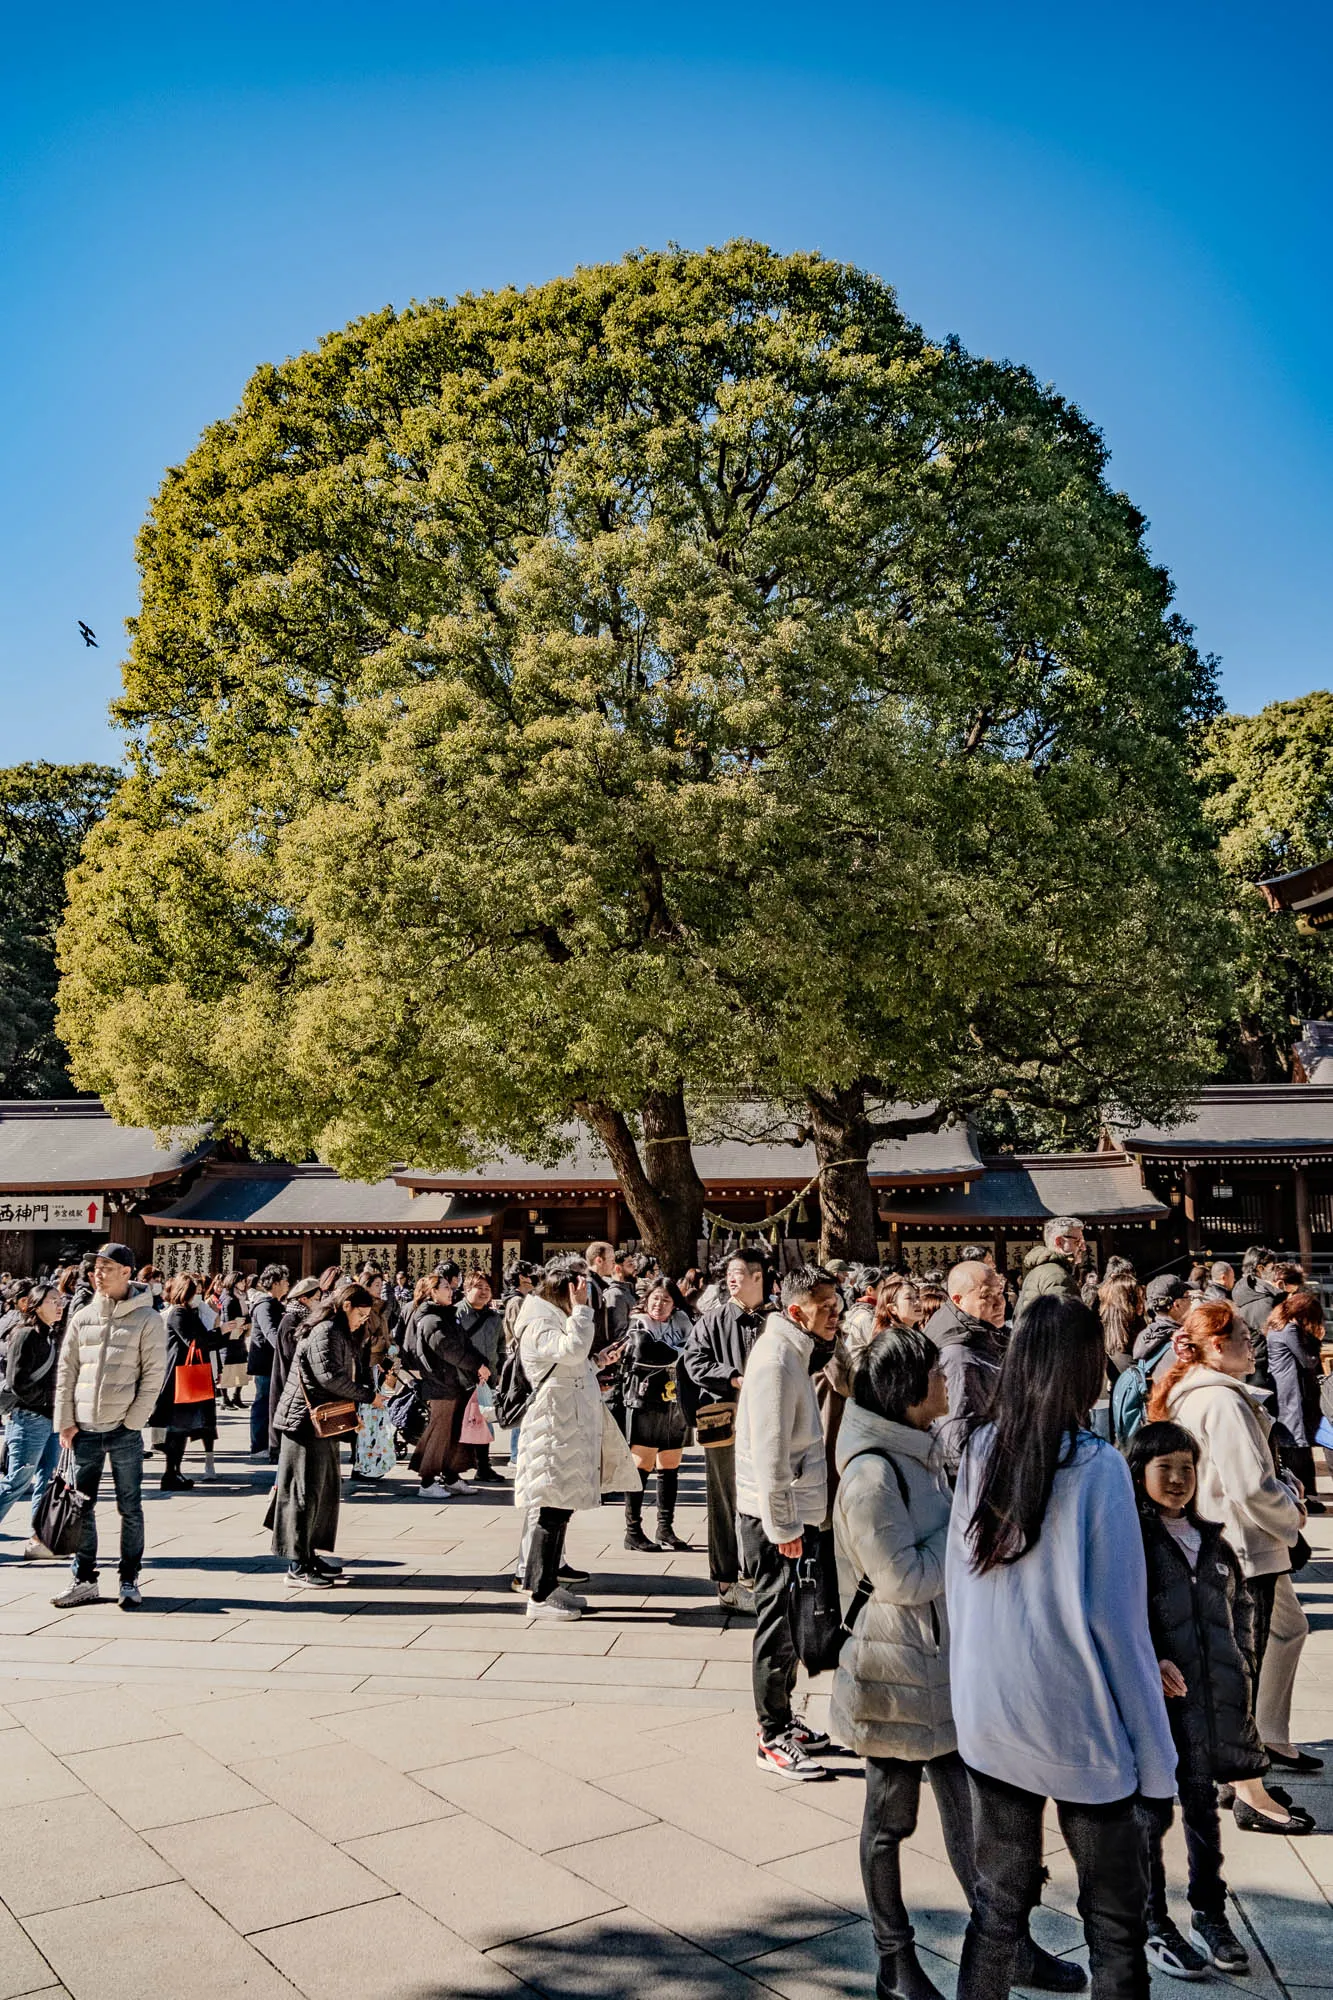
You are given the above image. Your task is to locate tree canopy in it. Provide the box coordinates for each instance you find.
[1,762,120,1097]
[59,242,1229,1263]
[1199,692,1333,1081]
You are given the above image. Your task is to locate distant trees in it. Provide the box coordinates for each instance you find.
[1,762,119,1095]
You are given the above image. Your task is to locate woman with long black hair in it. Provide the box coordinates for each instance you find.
[946,1296,1178,2000]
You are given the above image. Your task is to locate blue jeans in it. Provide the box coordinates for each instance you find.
[250,1375,272,1454]
[70,1426,145,1583]
[0,1409,59,1531]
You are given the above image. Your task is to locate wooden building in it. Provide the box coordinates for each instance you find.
[1119,1084,1333,1269]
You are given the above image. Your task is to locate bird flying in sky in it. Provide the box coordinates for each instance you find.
[78,621,98,647]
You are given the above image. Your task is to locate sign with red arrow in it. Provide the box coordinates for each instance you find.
[0,1194,105,1231]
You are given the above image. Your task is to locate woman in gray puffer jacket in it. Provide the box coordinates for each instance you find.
[832,1329,1078,2000]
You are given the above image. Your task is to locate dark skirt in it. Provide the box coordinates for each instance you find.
[628,1402,689,1451]
[266,1431,341,1561]
[409,1395,469,1485]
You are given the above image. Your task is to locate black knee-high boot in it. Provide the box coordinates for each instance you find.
[624,1468,656,1550]
[161,1435,194,1491]
[654,1466,690,1550]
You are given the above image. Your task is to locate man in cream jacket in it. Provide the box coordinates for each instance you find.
[51,1243,166,1610]
[734,1264,841,1780]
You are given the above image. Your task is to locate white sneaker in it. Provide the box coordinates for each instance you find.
[118,1580,142,1610]
[23,1538,58,1561]
[526,1587,583,1621]
[418,1481,451,1499]
[202,1453,216,1479]
[51,1579,100,1608]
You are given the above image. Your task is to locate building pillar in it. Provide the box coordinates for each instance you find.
[301,1236,317,1279]
[1182,1168,1203,1256]
[1295,1166,1314,1275]
[489,1211,506,1290]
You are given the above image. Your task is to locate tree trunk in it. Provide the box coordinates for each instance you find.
[1237,1016,1279,1083]
[805,1084,880,1264]
[578,1086,706,1274]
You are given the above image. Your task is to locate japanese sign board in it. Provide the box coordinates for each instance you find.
[0,1194,105,1232]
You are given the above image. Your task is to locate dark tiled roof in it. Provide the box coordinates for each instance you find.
[145,1167,502,1231]
[0,1101,213,1191]
[1121,1086,1333,1157]
[881,1153,1167,1225]
[395,1115,982,1194]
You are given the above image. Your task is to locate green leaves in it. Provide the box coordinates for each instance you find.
[58,243,1229,1231]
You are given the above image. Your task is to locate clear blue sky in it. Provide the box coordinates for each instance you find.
[2,2,1329,764]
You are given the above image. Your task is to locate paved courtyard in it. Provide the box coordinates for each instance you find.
[0,1408,1328,2000]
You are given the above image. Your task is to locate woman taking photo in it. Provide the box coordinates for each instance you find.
[149,1275,223,1489]
[514,1254,634,1621]
[833,1325,1079,2000]
[947,1297,1178,2000]
[0,1282,65,1554]
[268,1283,377,1588]
[1151,1300,1311,1818]
[621,1278,693,1552]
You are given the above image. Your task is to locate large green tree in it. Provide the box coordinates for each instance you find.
[58,244,1228,1265]
[1,763,120,1096]
[1199,692,1333,1080]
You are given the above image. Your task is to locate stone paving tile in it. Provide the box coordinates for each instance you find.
[274,1643,497,1680]
[556,1822,853,1963]
[0,1732,86,1810]
[252,1896,525,1999]
[221,1616,430,1649]
[0,1902,58,2000]
[608,1626,753,1661]
[0,1793,178,1915]
[418,1747,658,1849]
[741,1916,886,1997]
[6,1689,175,1755]
[317,1696,514,1770]
[343,1811,623,1948]
[233,1741,455,1840]
[410,1619,620,1655]
[481,1649,703,1688]
[0,1638,104,1669]
[0,1609,69,1639]
[63,1734,264,1829]
[152,1690,346,1763]
[492,1907,778,1999]
[597,1756,851,1864]
[482,1700,698,1778]
[764,1835,867,1917]
[72,1636,302,1673]
[23,1882,296,2000]
[144,1803,392,1934]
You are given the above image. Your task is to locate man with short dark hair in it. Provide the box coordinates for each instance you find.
[50,1244,166,1610]
[735,1263,841,1779]
[683,1248,770,1609]
[247,1265,290,1458]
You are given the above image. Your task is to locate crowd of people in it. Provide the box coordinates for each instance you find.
[0,1214,1327,1999]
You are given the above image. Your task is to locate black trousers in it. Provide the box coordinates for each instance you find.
[737,1512,800,1735]
[959,1767,1149,2000]
[523,1506,572,1601]
[1136,1783,1226,1928]
[863,1751,979,1955]
[705,1442,740,1584]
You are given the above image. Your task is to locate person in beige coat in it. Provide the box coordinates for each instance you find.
[51,1244,166,1611]
[1151,1300,1304,1710]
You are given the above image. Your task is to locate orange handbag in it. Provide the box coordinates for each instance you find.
[174,1341,215,1404]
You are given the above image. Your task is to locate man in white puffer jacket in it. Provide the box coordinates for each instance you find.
[51,1243,166,1611]
[734,1264,840,1780]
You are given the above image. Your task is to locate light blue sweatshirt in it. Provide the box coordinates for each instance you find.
[946,1427,1178,1804]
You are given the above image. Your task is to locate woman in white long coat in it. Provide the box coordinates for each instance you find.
[513,1255,634,1622]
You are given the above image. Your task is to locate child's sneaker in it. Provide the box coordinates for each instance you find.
[1145,1922,1209,1979]
[1189,1911,1250,1975]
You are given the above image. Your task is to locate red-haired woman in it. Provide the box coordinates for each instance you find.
[1151,1302,1314,1821]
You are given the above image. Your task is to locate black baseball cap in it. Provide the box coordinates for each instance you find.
[1146,1273,1190,1311]
[93,1243,136,1270]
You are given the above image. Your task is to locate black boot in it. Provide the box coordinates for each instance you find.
[877,1944,946,2000]
[654,1467,691,1550]
[1013,1940,1088,1992]
[624,1472,656,1551]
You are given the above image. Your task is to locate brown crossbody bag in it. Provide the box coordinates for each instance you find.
[298,1349,360,1439]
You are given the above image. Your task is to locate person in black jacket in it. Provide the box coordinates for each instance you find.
[268,1278,323,1458]
[926,1262,1007,1481]
[456,1271,505,1486]
[1128,1422,1311,1981]
[1239,1255,1287,1396]
[681,1248,769,1608]
[1264,1289,1325,1507]
[247,1265,290,1457]
[405,1270,489,1496]
[268,1287,375,1587]
[0,1282,65,1554]
[149,1275,227,1489]
[621,1281,694,1552]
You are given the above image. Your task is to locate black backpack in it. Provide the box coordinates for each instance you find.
[492,1341,556,1429]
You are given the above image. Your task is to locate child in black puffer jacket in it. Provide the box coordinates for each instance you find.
[1128,1422,1311,1981]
